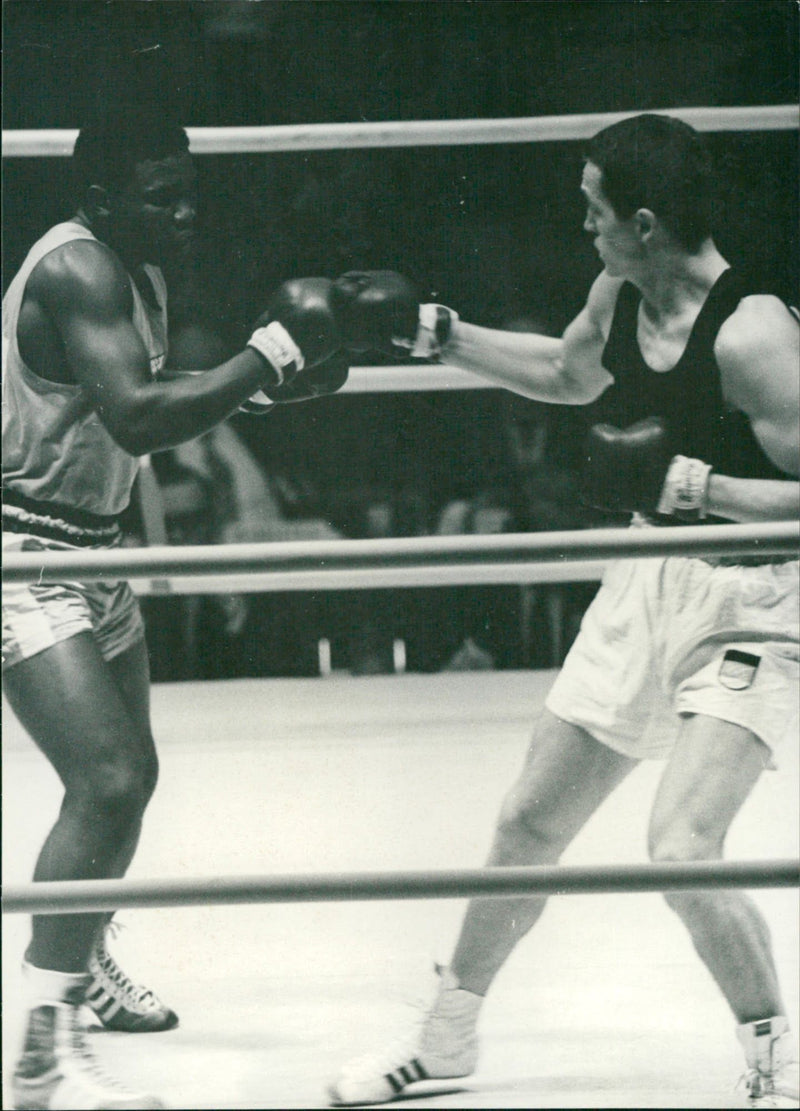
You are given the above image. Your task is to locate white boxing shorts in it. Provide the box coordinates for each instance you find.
[546,551,799,768]
[2,531,145,670]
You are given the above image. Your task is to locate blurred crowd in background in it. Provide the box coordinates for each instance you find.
[121,306,606,680]
[4,1,797,679]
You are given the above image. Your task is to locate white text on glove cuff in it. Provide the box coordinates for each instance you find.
[247,321,305,388]
[656,455,713,520]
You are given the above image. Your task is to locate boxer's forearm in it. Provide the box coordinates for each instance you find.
[440,320,607,405]
[707,474,800,522]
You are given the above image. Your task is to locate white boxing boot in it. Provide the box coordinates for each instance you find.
[328,967,482,1106]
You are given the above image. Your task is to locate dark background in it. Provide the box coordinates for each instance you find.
[3,1,798,318]
[3,0,798,675]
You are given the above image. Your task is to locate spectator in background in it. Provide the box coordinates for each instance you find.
[319,463,432,676]
[434,468,525,671]
[500,314,602,666]
[135,319,343,681]
[431,312,601,672]
[501,392,601,666]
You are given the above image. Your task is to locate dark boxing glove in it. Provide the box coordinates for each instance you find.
[330,270,458,357]
[241,278,343,413]
[240,352,349,413]
[582,417,713,521]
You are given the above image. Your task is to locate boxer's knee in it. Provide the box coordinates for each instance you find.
[70,742,158,834]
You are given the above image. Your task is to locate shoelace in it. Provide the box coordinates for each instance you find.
[94,949,161,1012]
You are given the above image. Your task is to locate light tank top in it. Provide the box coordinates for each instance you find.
[2,221,167,521]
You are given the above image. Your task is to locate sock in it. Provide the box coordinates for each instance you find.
[429,967,483,1029]
[23,961,89,1008]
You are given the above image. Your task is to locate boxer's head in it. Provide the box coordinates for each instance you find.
[73,104,196,267]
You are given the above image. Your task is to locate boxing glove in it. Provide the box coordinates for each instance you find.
[240,352,350,413]
[241,277,343,412]
[582,417,713,520]
[330,270,457,357]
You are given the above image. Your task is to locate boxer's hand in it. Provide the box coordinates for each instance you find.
[241,278,343,412]
[240,352,349,413]
[581,417,713,520]
[330,270,457,357]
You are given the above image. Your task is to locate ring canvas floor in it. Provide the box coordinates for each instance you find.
[3,670,798,1110]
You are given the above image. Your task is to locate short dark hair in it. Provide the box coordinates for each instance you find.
[585,114,714,251]
[72,104,190,198]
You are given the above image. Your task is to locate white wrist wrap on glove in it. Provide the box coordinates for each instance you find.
[410,304,459,358]
[656,455,713,520]
[247,321,305,388]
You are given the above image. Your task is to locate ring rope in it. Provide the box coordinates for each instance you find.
[2,105,797,158]
[341,364,495,393]
[124,560,609,597]
[3,859,797,915]
[3,523,797,587]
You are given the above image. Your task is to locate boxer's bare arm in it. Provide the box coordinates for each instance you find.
[716,295,800,477]
[440,272,620,405]
[706,294,800,522]
[28,241,276,454]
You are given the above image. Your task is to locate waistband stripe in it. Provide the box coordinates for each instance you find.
[2,502,122,547]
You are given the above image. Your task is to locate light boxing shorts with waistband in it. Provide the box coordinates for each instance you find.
[2,514,145,670]
[546,552,799,769]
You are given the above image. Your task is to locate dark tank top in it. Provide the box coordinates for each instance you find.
[600,267,788,483]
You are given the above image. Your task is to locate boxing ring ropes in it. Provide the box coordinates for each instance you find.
[2,103,799,922]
